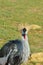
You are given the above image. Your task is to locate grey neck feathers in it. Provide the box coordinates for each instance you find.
[22,35,31,62]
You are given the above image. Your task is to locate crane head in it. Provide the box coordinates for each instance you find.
[22,28,27,39]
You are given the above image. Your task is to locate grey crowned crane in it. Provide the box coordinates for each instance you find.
[0,28,31,65]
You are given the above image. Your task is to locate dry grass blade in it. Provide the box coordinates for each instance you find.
[18,23,41,32]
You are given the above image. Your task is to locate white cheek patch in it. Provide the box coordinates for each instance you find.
[22,31,28,35]
[25,31,28,34]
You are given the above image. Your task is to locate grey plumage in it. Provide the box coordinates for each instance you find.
[0,40,23,65]
[0,28,31,65]
[0,49,12,65]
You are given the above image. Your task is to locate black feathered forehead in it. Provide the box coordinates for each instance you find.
[22,28,27,32]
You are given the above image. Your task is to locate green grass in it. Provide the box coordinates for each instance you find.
[0,0,43,52]
[0,0,43,65]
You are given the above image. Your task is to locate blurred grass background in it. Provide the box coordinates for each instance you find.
[0,0,43,65]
